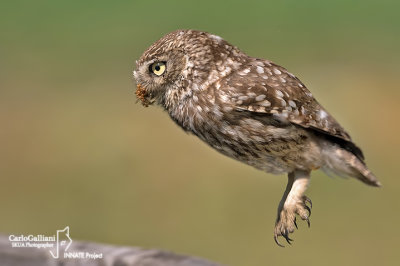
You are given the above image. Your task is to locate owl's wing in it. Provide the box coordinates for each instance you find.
[224,59,364,160]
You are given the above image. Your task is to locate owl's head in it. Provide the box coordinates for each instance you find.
[133,30,245,108]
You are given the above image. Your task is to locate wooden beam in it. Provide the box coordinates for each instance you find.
[0,234,221,266]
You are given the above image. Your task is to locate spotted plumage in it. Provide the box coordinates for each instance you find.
[133,30,380,246]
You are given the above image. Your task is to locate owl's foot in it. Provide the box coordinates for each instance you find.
[274,195,312,247]
[274,170,311,247]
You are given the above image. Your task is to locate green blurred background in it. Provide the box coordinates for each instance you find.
[1,1,399,265]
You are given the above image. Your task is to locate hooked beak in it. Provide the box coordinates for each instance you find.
[135,84,154,107]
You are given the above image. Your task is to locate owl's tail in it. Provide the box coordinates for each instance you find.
[321,146,381,187]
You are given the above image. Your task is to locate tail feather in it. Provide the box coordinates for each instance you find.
[350,157,381,187]
[322,146,381,187]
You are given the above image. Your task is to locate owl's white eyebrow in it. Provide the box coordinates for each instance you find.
[147,59,156,65]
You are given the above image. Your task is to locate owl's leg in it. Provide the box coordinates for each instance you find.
[274,169,312,247]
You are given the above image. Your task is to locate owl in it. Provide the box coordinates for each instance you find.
[133,30,380,246]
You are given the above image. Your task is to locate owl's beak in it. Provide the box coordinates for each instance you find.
[135,84,154,107]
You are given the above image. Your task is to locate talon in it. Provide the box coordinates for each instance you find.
[281,230,293,245]
[304,196,312,209]
[284,235,293,245]
[307,218,311,228]
[294,217,298,229]
[274,235,285,248]
[305,205,312,216]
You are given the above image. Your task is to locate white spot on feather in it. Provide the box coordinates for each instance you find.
[276,90,284,97]
[255,94,266,101]
[256,66,264,74]
[288,100,296,108]
[273,68,282,75]
[319,110,328,119]
[260,100,271,107]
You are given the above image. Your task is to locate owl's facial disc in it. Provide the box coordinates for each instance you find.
[134,58,167,107]
[134,60,167,107]
[134,49,186,107]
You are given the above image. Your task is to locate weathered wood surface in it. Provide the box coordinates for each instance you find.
[0,234,221,266]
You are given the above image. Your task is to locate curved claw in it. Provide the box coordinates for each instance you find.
[283,233,293,245]
[305,205,312,217]
[306,218,311,228]
[294,217,298,229]
[274,235,285,248]
[304,196,312,209]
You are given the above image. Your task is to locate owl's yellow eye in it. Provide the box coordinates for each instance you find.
[150,62,166,76]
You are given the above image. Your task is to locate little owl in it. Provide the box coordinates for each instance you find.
[133,30,380,246]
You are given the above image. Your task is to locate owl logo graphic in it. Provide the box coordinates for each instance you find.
[49,226,72,259]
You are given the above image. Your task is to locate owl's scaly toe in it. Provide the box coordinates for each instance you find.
[274,195,312,247]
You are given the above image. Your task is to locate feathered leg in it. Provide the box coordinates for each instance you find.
[274,169,312,247]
